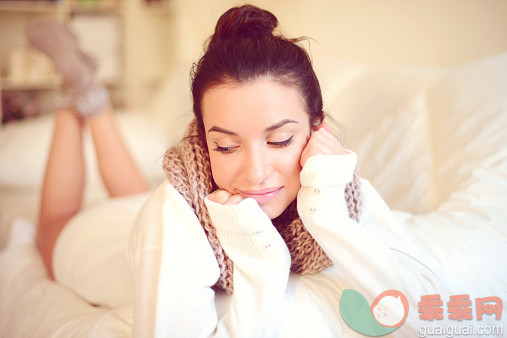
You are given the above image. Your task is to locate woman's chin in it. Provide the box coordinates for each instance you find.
[259,204,282,220]
[262,200,295,220]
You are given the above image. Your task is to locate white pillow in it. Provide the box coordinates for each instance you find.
[323,65,446,213]
[399,52,507,292]
[331,52,507,214]
[425,52,507,207]
[0,114,54,189]
[0,112,168,191]
[353,93,437,214]
[146,63,194,146]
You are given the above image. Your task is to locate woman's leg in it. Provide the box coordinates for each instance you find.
[37,109,85,279]
[87,107,150,198]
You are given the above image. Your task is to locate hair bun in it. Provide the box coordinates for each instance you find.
[209,5,278,49]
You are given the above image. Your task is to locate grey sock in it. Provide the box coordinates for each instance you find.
[26,18,110,116]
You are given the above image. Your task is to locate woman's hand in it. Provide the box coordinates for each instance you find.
[207,189,244,205]
[300,122,348,168]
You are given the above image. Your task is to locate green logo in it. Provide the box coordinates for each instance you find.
[339,289,409,336]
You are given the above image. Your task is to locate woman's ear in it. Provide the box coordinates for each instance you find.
[310,117,322,133]
[311,117,324,132]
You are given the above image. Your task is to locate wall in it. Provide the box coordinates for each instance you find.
[169,0,507,67]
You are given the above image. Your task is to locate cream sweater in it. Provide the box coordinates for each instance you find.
[128,152,446,337]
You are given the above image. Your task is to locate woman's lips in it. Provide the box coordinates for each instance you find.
[238,187,283,204]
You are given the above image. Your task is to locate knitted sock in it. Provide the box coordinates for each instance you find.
[26,18,110,117]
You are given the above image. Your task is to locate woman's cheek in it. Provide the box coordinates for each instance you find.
[209,154,229,190]
[279,145,304,178]
[294,137,309,168]
[210,152,243,193]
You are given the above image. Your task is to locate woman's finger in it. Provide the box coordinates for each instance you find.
[207,189,232,204]
[300,125,349,167]
[321,121,333,133]
[314,126,348,155]
[225,194,244,205]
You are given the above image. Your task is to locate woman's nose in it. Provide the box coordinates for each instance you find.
[243,147,270,185]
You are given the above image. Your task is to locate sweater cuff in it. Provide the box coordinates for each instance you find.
[205,197,288,259]
[300,151,357,188]
[204,197,272,233]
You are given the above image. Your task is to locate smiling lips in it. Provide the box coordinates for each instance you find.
[238,187,283,203]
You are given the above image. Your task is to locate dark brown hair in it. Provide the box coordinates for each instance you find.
[191,4,324,129]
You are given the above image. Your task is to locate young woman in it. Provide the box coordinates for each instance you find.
[130,5,447,337]
[33,5,446,337]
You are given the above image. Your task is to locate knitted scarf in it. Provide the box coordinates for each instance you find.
[162,119,362,294]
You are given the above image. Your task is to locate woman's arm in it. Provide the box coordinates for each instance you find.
[297,152,448,333]
[205,196,291,337]
[128,182,291,337]
[128,183,220,337]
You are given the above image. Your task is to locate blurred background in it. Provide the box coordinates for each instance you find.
[0,0,506,123]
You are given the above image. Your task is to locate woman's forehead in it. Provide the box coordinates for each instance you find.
[201,77,308,129]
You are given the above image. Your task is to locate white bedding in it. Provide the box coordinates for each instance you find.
[1,53,506,336]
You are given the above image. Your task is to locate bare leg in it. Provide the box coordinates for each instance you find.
[88,107,149,198]
[37,109,85,279]
[30,19,147,280]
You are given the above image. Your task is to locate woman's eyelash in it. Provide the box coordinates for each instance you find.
[268,135,294,147]
[213,143,237,154]
[213,135,294,154]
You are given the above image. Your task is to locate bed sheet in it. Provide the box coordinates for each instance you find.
[0,219,132,336]
[1,52,506,336]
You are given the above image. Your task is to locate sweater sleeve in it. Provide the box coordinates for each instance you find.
[204,196,291,337]
[127,182,290,338]
[297,152,449,333]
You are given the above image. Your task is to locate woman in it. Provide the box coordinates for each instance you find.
[33,5,444,337]
[131,5,445,337]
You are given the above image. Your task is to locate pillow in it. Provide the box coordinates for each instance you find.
[323,65,446,148]
[353,93,437,214]
[425,52,507,208]
[0,111,168,191]
[323,65,446,213]
[328,52,506,214]
[400,52,507,293]
[146,63,194,146]
[0,114,54,189]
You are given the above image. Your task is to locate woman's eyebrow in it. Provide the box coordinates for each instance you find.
[264,119,298,132]
[208,126,237,135]
[208,119,298,135]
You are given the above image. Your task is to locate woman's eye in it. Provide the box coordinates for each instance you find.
[268,135,294,148]
[213,143,237,154]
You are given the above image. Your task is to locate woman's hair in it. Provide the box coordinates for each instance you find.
[163,6,362,293]
[191,4,324,129]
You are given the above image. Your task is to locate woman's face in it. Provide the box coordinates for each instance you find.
[202,77,311,219]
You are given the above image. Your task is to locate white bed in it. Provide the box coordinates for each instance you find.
[1,53,506,336]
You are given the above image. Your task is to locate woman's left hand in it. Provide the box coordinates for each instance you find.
[300,122,348,168]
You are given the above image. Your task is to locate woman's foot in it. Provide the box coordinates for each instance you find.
[26,18,110,118]
[26,18,96,91]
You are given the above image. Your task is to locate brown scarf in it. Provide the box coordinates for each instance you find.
[162,119,362,294]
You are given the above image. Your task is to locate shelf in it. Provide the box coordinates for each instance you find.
[0,0,174,112]
[142,2,171,16]
[0,0,123,15]
[69,0,121,15]
[0,1,61,13]
[0,76,125,90]
[1,76,61,91]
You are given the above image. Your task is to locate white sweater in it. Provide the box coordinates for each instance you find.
[128,152,447,337]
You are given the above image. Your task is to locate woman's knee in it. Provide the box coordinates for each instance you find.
[36,217,71,280]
